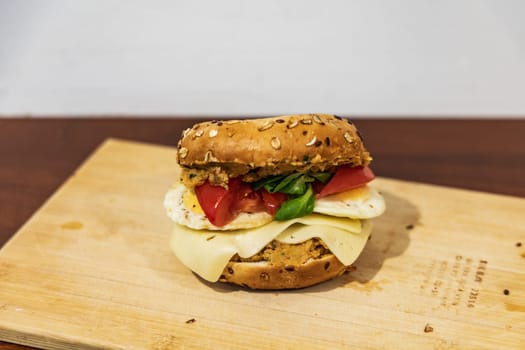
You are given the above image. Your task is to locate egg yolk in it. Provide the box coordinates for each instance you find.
[183,191,205,214]
[330,186,370,202]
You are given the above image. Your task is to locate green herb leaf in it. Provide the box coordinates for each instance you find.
[252,175,284,191]
[281,175,316,195]
[274,184,315,221]
[273,173,303,193]
[310,172,332,183]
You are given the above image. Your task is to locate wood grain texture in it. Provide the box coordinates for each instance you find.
[0,139,523,349]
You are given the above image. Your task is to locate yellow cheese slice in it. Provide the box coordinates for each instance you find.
[170,214,371,282]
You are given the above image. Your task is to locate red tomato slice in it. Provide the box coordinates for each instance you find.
[316,166,375,198]
[195,178,288,226]
[195,180,237,227]
[196,178,256,226]
[261,190,287,216]
[236,190,266,214]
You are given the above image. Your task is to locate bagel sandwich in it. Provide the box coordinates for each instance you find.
[164,114,385,289]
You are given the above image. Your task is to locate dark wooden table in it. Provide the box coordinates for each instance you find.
[0,117,524,349]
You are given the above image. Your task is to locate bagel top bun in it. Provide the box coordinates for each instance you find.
[177,114,372,187]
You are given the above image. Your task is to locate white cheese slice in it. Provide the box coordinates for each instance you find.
[170,214,371,282]
[276,221,371,266]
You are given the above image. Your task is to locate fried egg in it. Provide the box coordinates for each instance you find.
[164,184,272,231]
[313,185,385,219]
[164,183,385,230]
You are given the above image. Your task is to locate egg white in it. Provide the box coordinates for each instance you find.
[313,185,385,219]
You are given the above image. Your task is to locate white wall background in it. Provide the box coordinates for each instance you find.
[1,0,524,117]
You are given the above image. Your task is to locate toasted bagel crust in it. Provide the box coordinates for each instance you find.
[177,114,371,171]
[219,254,348,289]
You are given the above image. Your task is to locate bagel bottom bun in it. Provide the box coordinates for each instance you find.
[219,253,348,290]
[169,218,373,290]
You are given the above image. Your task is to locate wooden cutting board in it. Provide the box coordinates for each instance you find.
[0,139,523,350]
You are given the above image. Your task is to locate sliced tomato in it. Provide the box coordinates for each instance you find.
[261,190,287,216]
[194,178,249,226]
[237,190,266,214]
[195,180,236,227]
[195,178,286,227]
[316,166,375,198]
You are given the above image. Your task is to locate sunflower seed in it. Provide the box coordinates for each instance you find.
[209,129,218,138]
[312,114,324,124]
[192,129,204,139]
[271,136,281,150]
[287,119,299,129]
[344,132,354,143]
[305,136,317,146]
[258,121,274,131]
[179,147,188,159]
[301,118,313,125]
[204,150,214,162]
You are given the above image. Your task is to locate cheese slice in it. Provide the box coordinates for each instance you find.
[170,214,371,282]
